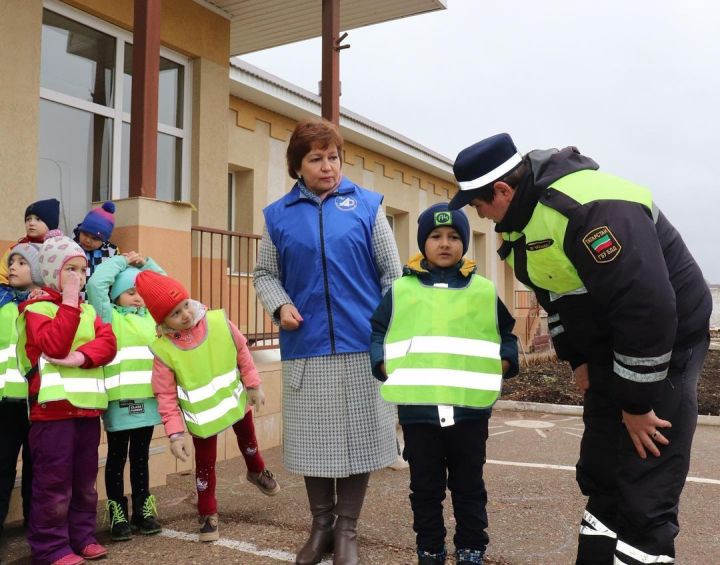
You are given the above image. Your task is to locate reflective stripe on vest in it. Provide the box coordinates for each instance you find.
[382,275,502,409]
[104,310,156,401]
[150,309,246,439]
[502,169,654,295]
[0,303,27,399]
[16,302,107,409]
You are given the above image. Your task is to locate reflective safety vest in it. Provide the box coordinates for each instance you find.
[0,303,27,400]
[150,309,246,439]
[16,302,108,409]
[382,275,503,409]
[104,310,156,402]
[501,169,654,297]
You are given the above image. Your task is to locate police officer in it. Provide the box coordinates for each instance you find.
[448,133,711,565]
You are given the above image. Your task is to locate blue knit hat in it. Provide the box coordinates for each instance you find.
[417,203,470,256]
[77,201,116,241]
[110,266,142,301]
[25,198,60,230]
[449,133,523,210]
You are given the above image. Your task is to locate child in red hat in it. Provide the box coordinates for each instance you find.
[135,271,280,542]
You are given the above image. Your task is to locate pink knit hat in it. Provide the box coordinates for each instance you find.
[38,236,87,290]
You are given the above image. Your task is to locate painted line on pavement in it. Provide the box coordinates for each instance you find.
[160,528,333,563]
[487,459,720,485]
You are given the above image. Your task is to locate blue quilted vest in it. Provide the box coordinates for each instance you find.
[263,177,383,360]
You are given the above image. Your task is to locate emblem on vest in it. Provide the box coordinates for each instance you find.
[335,195,357,211]
[434,211,452,226]
[526,239,554,251]
[583,226,622,263]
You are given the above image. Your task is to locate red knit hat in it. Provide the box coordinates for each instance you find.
[135,271,190,324]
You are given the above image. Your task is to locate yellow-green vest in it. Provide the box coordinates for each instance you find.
[501,169,654,297]
[150,309,246,439]
[0,303,27,400]
[16,302,108,409]
[104,310,156,402]
[382,275,503,409]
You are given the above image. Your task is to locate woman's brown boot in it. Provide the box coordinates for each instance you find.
[332,473,369,565]
[295,476,336,565]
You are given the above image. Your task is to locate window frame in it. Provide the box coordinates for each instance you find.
[41,0,192,202]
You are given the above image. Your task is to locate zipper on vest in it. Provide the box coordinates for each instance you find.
[318,203,337,354]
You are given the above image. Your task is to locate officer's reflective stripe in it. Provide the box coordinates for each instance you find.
[180,383,244,426]
[386,369,502,391]
[457,153,522,190]
[385,336,500,361]
[615,540,674,563]
[614,558,631,565]
[651,203,660,223]
[106,346,154,366]
[0,345,13,364]
[550,325,564,337]
[105,371,153,390]
[580,510,617,539]
[548,314,560,323]
[39,373,106,394]
[613,362,667,383]
[177,369,237,404]
[614,351,672,367]
[549,286,588,302]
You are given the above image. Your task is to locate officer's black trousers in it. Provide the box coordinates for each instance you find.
[575,336,709,565]
[0,400,32,534]
[402,418,490,555]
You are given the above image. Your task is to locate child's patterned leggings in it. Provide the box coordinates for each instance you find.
[192,411,265,516]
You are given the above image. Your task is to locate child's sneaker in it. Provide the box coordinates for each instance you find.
[198,513,219,542]
[456,548,485,564]
[246,469,280,496]
[131,494,162,535]
[417,548,446,564]
[79,543,107,560]
[51,553,85,565]
[106,499,132,541]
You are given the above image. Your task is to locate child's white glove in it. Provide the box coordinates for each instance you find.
[169,434,190,462]
[246,387,265,410]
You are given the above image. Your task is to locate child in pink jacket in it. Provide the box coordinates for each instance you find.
[134,271,280,542]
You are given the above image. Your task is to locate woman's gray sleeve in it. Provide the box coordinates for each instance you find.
[252,225,292,323]
[372,207,402,296]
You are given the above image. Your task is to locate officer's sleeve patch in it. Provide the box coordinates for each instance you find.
[582,226,621,263]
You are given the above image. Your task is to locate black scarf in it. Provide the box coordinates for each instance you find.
[494,171,542,233]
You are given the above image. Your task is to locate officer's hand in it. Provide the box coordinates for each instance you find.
[279,304,303,331]
[247,387,265,410]
[622,409,672,459]
[573,364,590,393]
[169,434,190,462]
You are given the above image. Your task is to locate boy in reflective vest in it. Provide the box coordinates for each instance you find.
[17,236,117,565]
[86,252,166,542]
[135,271,280,542]
[0,243,43,547]
[370,203,519,565]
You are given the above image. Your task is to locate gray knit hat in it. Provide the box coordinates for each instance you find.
[8,243,43,286]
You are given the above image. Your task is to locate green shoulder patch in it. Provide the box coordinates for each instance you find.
[583,226,621,263]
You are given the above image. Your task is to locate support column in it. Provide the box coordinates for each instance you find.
[129,0,161,198]
[321,0,341,125]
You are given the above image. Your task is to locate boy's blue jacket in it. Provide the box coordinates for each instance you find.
[370,254,519,426]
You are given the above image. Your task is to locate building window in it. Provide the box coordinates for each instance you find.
[38,1,191,234]
[386,214,395,232]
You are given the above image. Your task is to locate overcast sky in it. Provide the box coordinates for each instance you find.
[241,0,719,283]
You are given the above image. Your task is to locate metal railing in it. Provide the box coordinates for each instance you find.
[191,226,278,350]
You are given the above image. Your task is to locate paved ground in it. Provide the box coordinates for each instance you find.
[3,408,720,564]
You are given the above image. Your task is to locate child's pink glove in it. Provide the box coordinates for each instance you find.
[169,434,190,462]
[247,387,265,410]
[43,351,85,367]
[61,271,81,308]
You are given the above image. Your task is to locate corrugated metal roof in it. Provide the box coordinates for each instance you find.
[196,0,446,56]
[230,59,455,182]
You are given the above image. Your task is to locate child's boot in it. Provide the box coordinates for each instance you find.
[246,468,281,496]
[131,494,162,535]
[456,548,485,565]
[198,513,219,542]
[417,548,447,564]
[106,498,132,542]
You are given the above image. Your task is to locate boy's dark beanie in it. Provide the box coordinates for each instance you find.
[417,202,470,256]
[24,198,60,230]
